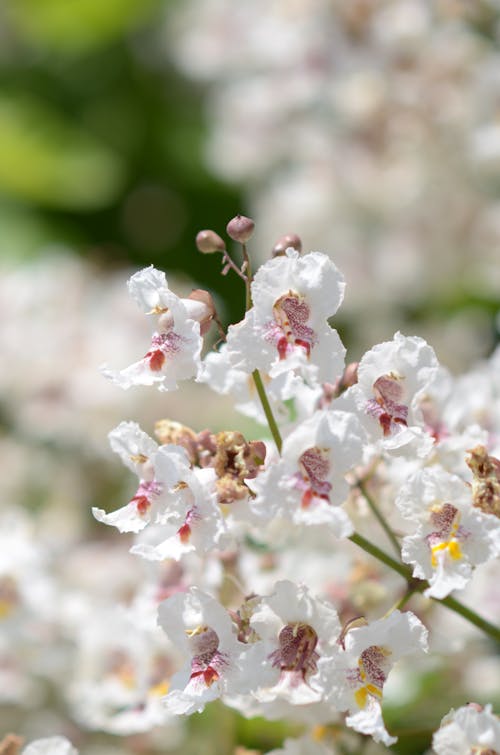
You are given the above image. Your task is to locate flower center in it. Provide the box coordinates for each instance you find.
[353,645,391,709]
[188,626,227,687]
[177,506,200,544]
[365,374,408,437]
[427,503,463,567]
[131,480,163,515]
[271,291,316,360]
[144,331,183,372]
[270,622,319,679]
[295,447,332,508]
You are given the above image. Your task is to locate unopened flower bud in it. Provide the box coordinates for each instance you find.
[226,214,255,243]
[272,233,302,257]
[187,289,217,335]
[196,229,226,254]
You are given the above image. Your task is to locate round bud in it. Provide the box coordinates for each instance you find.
[272,233,302,257]
[226,214,255,243]
[196,229,226,254]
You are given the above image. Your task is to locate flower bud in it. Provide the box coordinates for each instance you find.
[272,233,302,257]
[196,229,226,254]
[226,214,255,243]
[187,289,217,335]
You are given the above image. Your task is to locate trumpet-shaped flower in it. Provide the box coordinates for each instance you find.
[226,250,345,390]
[319,610,428,746]
[250,410,365,535]
[396,467,500,599]
[249,580,341,708]
[101,266,205,391]
[341,332,439,455]
[432,703,500,755]
[92,421,190,534]
[157,588,256,715]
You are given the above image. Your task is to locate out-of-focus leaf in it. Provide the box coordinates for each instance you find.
[0,96,124,209]
[4,0,160,54]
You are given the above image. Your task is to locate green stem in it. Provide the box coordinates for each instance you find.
[435,594,500,642]
[384,587,417,618]
[349,532,500,643]
[349,533,410,580]
[357,479,401,557]
[252,369,283,453]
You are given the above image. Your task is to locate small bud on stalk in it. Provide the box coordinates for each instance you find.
[196,229,226,254]
[272,233,302,257]
[226,214,255,243]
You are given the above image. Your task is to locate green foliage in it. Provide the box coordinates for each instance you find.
[5,0,161,54]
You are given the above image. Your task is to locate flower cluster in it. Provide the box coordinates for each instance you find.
[77,219,499,751]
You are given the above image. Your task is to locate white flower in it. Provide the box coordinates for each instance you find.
[92,421,191,534]
[396,467,500,599]
[22,738,78,755]
[69,603,180,735]
[157,588,254,715]
[432,703,500,755]
[340,332,439,455]
[249,580,341,708]
[320,610,428,746]
[250,410,365,535]
[130,468,229,561]
[101,266,204,391]
[226,250,345,390]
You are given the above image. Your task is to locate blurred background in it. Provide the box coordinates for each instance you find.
[0,1,499,753]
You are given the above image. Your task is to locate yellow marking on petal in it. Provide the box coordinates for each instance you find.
[431,539,462,567]
[366,683,383,698]
[148,306,169,315]
[354,683,383,709]
[185,625,207,637]
[448,540,462,560]
[117,668,136,689]
[130,453,148,464]
[355,686,368,709]
[150,680,169,696]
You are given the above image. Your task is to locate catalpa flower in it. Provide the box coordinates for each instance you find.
[341,332,439,455]
[396,467,500,599]
[102,266,211,391]
[157,588,253,715]
[226,249,346,390]
[130,467,229,561]
[92,421,190,534]
[69,603,179,735]
[249,580,341,708]
[250,410,365,535]
[319,611,428,746]
[22,738,78,755]
[432,703,500,755]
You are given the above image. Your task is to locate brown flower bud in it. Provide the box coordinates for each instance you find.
[196,229,226,253]
[188,289,217,335]
[226,214,255,243]
[272,233,302,257]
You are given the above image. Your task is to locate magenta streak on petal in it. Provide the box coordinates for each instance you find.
[144,331,184,372]
[365,375,408,436]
